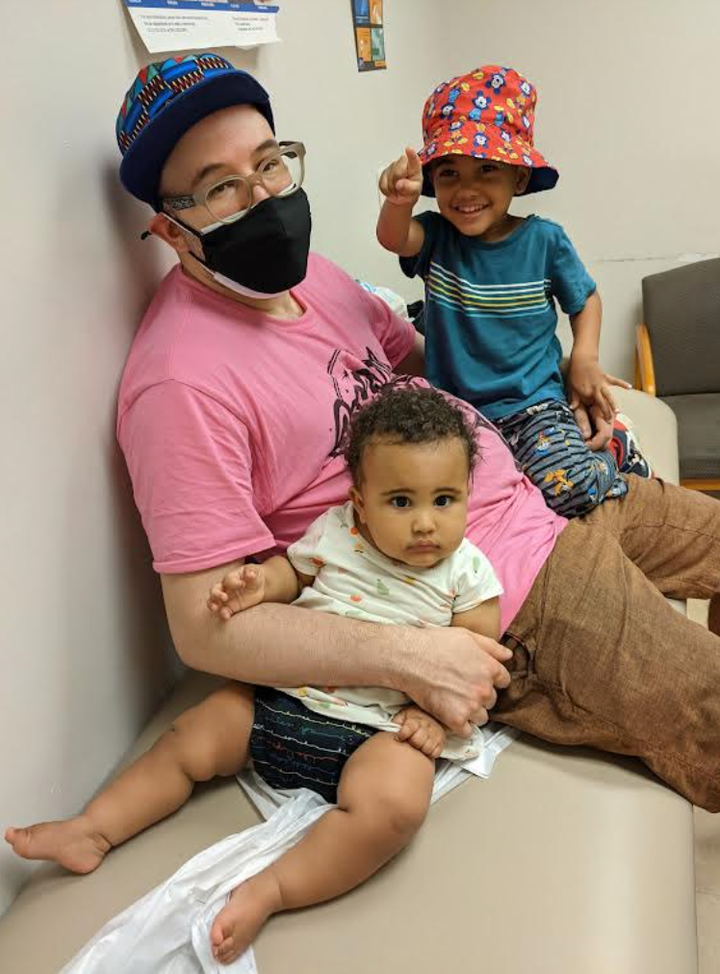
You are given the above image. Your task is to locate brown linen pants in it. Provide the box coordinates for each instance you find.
[495,476,720,811]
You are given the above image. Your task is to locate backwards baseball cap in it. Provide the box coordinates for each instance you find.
[418,65,558,197]
[116,52,274,207]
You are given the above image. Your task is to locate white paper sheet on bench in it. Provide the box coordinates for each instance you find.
[60,725,519,974]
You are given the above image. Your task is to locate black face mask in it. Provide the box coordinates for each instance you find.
[179,189,312,296]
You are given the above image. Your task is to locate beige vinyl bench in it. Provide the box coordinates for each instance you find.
[0,388,698,974]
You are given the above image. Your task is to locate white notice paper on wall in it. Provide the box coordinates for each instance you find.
[124,1,280,54]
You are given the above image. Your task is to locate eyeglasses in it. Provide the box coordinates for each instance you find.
[161,141,306,226]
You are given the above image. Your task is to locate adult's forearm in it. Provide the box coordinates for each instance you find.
[162,565,512,735]
[175,600,412,690]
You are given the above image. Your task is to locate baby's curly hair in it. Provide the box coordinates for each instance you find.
[343,385,478,486]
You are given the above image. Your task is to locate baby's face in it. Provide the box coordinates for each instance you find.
[431,156,529,240]
[351,436,470,568]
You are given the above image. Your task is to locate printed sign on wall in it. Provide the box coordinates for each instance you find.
[124,1,280,54]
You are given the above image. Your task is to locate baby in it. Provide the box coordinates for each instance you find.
[6,386,505,966]
[377,65,651,517]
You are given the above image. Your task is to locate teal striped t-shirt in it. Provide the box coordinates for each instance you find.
[400,213,596,420]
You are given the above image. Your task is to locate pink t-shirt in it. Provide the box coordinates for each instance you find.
[117,254,566,630]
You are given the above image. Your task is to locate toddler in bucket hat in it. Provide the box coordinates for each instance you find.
[418,65,558,198]
[377,65,651,519]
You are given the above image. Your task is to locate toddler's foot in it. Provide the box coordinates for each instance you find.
[610,413,653,478]
[210,869,283,965]
[4,816,111,874]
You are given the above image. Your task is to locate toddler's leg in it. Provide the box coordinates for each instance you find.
[210,731,434,964]
[498,400,624,517]
[5,683,253,874]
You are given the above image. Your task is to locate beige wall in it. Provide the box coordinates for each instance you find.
[1,0,717,916]
[0,2,178,915]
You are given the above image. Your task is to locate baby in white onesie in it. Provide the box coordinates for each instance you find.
[210,385,503,769]
[271,499,501,760]
[6,386,507,968]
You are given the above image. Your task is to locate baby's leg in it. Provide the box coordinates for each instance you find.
[210,731,434,964]
[5,683,253,874]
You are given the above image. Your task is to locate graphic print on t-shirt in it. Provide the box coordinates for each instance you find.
[325,345,500,467]
[327,347,415,458]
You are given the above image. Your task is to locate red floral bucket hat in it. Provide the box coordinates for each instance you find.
[419,65,559,197]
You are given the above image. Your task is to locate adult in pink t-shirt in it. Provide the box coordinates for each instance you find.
[119,254,563,634]
[114,56,720,809]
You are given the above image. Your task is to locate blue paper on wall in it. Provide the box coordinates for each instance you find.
[350,0,385,72]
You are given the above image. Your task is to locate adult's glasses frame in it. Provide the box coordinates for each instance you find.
[161,141,306,224]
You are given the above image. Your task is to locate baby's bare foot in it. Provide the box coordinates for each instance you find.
[4,816,111,874]
[210,869,283,965]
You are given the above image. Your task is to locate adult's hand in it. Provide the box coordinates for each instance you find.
[399,627,512,737]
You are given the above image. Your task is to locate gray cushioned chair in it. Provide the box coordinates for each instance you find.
[636,258,720,491]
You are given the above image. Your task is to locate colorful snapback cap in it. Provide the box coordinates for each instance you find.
[116,52,274,206]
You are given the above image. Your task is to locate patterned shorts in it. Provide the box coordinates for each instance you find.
[495,398,628,517]
[250,687,377,803]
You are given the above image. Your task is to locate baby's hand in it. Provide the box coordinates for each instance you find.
[393,706,446,759]
[379,148,423,207]
[207,565,266,620]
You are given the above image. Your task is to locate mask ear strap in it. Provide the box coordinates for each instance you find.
[147,212,211,274]
[163,212,203,240]
[139,211,202,242]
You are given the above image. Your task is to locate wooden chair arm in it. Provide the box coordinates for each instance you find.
[635,322,657,396]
